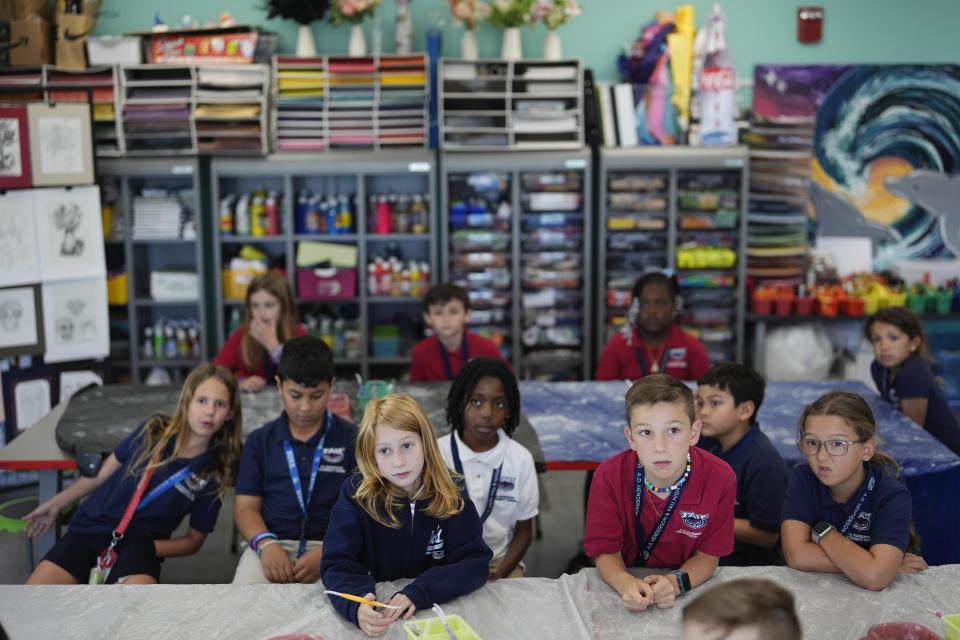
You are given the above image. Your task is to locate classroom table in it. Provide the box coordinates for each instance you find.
[518,380,960,565]
[1,565,958,639]
[0,399,75,558]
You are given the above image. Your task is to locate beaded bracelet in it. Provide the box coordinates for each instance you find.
[256,539,279,558]
[250,531,278,552]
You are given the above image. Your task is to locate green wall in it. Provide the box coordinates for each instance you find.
[98,0,960,82]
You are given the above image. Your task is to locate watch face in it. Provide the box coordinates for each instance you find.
[813,521,832,536]
[679,571,691,591]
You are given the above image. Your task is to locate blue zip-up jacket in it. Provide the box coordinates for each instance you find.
[320,473,492,626]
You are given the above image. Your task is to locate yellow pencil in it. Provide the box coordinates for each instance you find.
[324,590,403,609]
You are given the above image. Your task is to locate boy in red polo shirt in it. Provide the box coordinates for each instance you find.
[585,374,735,611]
[409,283,507,382]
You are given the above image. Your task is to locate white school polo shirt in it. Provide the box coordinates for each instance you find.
[438,430,540,561]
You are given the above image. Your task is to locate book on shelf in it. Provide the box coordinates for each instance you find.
[613,83,639,147]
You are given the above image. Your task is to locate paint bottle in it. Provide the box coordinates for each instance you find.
[234,194,251,236]
[228,307,242,335]
[153,321,165,360]
[219,195,235,235]
[164,325,178,360]
[249,195,266,236]
[265,191,279,235]
[306,196,321,234]
[142,326,154,360]
[376,195,391,234]
[338,194,352,233]
[189,327,202,359]
[296,191,308,233]
[325,198,338,235]
[410,194,428,234]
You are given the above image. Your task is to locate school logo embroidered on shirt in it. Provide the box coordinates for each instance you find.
[175,473,207,502]
[852,511,872,532]
[679,510,709,529]
[498,477,515,491]
[426,525,445,560]
[322,447,345,464]
[668,348,687,360]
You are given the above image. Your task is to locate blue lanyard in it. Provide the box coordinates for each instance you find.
[439,334,469,380]
[283,410,332,558]
[450,433,502,524]
[633,461,688,567]
[837,464,878,537]
[136,465,194,511]
[634,347,668,377]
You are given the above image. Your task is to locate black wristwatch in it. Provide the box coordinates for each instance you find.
[669,569,691,596]
[811,520,834,545]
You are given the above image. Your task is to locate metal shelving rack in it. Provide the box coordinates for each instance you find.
[98,157,205,384]
[439,58,584,151]
[440,149,593,380]
[210,151,437,380]
[597,146,749,367]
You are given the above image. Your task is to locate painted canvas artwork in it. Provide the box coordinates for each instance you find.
[0,190,40,287]
[42,276,109,363]
[753,64,960,269]
[34,186,105,282]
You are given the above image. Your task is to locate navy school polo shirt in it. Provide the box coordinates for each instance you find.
[68,421,221,539]
[236,410,358,540]
[699,422,788,566]
[781,462,911,552]
[871,353,960,456]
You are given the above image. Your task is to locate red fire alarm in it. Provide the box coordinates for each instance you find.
[797,6,823,43]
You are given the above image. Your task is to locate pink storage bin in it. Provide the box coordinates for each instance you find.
[297,268,357,300]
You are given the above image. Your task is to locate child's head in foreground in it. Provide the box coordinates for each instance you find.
[624,374,701,488]
[681,578,802,640]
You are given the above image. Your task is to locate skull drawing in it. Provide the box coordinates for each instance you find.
[0,299,23,332]
[57,316,75,342]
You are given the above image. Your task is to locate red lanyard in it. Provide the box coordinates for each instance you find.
[99,449,160,570]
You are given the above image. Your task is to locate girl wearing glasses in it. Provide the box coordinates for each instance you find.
[780,391,927,590]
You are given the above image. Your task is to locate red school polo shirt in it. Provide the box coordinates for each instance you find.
[584,445,735,568]
[409,330,508,382]
[595,323,711,381]
[213,324,308,380]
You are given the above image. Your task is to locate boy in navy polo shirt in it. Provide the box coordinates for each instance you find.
[233,336,357,584]
[409,283,507,382]
[585,374,736,612]
[696,362,787,566]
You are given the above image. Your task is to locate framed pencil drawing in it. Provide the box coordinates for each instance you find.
[34,186,105,282]
[0,190,41,287]
[0,105,32,190]
[42,276,109,363]
[0,284,44,359]
[27,102,94,186]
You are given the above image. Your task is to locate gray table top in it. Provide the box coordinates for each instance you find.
[1,565,957,639]
[54,381,546,471]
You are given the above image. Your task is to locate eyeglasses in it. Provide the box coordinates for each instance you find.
[797,437,861,456]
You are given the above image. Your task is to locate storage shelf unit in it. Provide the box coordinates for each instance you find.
[120,64,270,156]
[210,151,437,380]
[597,147,748,366]
[440,150,593,380]
[98,157,205,384]
[439,58,584,151]
[271,54,429,153]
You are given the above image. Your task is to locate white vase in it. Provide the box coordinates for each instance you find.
[543,29,562,60]
[348,23,367,56]
[461,29,478,60]
[295,24,317,57]
[501,26,522,60]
